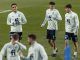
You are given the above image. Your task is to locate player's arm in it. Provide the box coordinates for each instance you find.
[73,14,79,34]
[0,53,2,60]
[39,46,48,60]
[16,41,27,50]
[41,11,48,27]
[18,50,25,58]
[21,13,27,24]
[0,44,7,60]
[75,14,79,29]
[56,10,62,21]
[22,48,33,60]
[19,50,32,60]
[7,14,13,26]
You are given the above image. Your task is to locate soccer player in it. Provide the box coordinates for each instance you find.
[0,33,26,60]
[65,4,79,57]
[21,34,48,60]
[7,3,27,41]
[41,2,62,56]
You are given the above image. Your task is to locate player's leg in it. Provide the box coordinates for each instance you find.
[73,41,78,57]
[47,30,56,48]
[64,32,72,60]
[47,30,57,56]
[72,34,78,57]
[48,39,57,50]
[65,32,71,47]
[51,40,58,56]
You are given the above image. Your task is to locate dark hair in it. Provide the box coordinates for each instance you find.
[65,4,72,8]
[11,3,17,7]
[11,33,19,40]
[28,34,36,40]
[49,2,55,5]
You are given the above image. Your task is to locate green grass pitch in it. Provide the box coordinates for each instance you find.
[0,0,80,60]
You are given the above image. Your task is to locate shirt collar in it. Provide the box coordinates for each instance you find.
[31,41,37,46]
[12,11,18,14]
[68,11,73,14]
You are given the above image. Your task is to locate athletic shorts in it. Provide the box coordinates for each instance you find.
[65,32,78,42]
[46,29,56,40]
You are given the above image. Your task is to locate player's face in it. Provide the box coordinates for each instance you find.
[28,37,33,45]
[65,8,71,13]
[11,5,17,12]
[11,36,18,44]
[11,38,16,44]
[49,5,55,9]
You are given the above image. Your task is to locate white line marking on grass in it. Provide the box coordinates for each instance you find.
[0,10,11,13]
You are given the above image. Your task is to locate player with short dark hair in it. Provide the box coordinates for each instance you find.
[11,3,17,7]
[65,4,79,57]
[28,34,36,40]
[65,4,72,9]
[7,3,27,41]
[21,34,48,60]
[0,33,26,60]
[41,2,62,57]
[49,1,55,5]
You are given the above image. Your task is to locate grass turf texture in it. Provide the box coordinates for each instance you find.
[0,0,80,60]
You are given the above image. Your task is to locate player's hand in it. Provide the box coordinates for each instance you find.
[15,41,19,44]
[12,22,18,26]
[12,22,15,26]
[15,22,20,25]
[53,17,57,20]
[41,26,42,28]
[73,27,78,35]
[52,16,57,20]
[41,24,44,28]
